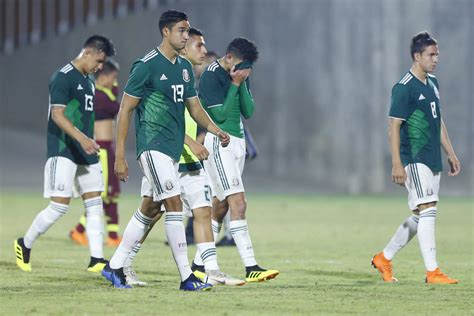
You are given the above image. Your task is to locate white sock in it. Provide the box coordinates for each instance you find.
[123,242,142,269]
[110,209,152,269]
[193,249,204,266]
[223,213,232,239]
[383,214,419,260]
[24,202,69,248]
[165,212,192,281]
[417,207,438,271]
[196,242,219,271]
[230,219,257,267]
[211,219,221,243]
[84,197,104,259]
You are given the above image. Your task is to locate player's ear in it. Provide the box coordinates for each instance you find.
[413,52,421,62]
[163,26,171,37]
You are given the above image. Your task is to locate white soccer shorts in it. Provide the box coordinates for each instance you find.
[180,168,213,217]
[404,163,441,211]
[203,134,245,201]
[43,156,104,198]
[138,150,181,202]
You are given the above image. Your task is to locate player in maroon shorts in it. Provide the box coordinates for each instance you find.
[70,60,122,247]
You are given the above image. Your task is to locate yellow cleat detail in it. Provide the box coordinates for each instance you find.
[14,239,31,272]
[245,269,279,282]
[87,262,107,273]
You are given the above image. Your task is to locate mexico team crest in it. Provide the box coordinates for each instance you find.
[182,69,190,82]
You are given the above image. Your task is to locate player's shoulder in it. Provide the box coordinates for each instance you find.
[139,48,159,63]
[50,63,73,84]
[205,60,221,73]
[397,72,414,86]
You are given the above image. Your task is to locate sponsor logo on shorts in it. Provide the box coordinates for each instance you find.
[58,184,65,191]
[182,69,190,82]
[232,178,240,186]
[427,188,434,196]
[164,179,174,191]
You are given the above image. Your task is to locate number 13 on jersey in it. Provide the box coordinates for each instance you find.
[172,84,184,103]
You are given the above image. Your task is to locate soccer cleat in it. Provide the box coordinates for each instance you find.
[69,228,88,246]
[371,252,398,282]
[425,268,458,284]
[106,236,122,248]
[102,264,132,288]
[87,257,108,273]
[14,238,31,272]
[204,270,246,286]
[179,273,213,291]
[245,265,279,282]
[124,266,147,286]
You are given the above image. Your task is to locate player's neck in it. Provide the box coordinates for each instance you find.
[218,58,231,72]
[71,58,87,76]
[410,64,427,83]
[158,42,178,63]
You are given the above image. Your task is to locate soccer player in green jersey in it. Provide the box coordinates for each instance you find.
[199,38,279,282]
[101,10,230,290]
[14,35,115,273]
[372,32,461,284]
[121,28,245,287]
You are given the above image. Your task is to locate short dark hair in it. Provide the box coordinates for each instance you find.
[410,31,437,60]
[226,38,258,63]
[83,35,115,57]
[189,27,203,37]
[158,10,188,36]
[205,51,219,59]
[95,59,119,78]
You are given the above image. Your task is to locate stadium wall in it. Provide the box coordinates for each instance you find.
[1,0,472,195]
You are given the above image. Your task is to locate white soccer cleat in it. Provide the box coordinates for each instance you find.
[123,266,147,286]
[204,270,246,286]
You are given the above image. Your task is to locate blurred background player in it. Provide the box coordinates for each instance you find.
[101,10,229,290]
[13,35,115,273]
[69,59,123,247]
[122,28,244,287]
[371,31,461,284]
[198,37,279,282]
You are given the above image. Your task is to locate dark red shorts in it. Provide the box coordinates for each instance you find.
[97,140,120,197]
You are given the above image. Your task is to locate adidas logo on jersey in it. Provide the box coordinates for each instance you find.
[418,94,425,100]
[77,84,83,90]
[160,74,168,81]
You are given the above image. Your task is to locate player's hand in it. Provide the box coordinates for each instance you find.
[189,141,209,160]
[447,155,461,176]
[230,67,251,86]
[217,130,230,147]
[115,157,129,182]
[391,162,406,186]
[80,137,100,155]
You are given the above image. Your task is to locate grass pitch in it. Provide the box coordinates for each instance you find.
[0,193,472,315]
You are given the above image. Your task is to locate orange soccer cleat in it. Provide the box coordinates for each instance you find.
[69,228,88,246]
[425,268,458,284]
[371,252,398,282]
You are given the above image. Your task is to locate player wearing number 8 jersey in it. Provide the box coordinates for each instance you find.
[14,35,115,273]
[372,31,461,284]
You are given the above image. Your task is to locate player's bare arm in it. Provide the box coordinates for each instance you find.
[184,134,209,160]
[115,94,140,181]
[389,118,406,185]
[440,118,461,176]
[185,97,230,147]
[50,106,99,155]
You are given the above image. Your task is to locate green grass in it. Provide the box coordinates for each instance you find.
[0,193,472,315]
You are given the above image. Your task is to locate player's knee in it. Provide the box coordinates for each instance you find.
[140,197,162,218]
[418,202,437,211]
[229,198,247,218]
[163,195,182,211]
[51,197,71,205]
[193,207,212,223]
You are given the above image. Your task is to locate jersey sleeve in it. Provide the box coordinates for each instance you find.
[49,72,70,106]
[186,67,197,99]
[389,84,410,120]
[124,61,150,98]
[198,71,226,108]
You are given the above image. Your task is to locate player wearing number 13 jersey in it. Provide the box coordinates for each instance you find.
[14,35,115,274]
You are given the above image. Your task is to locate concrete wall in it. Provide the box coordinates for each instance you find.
[1,0,472,195]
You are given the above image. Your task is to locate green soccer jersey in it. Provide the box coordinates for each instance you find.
[47,63,97,165]
[124,48,197,161]
[389,71,442,172]
[198,60,255,138]
[178,108,203,172]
